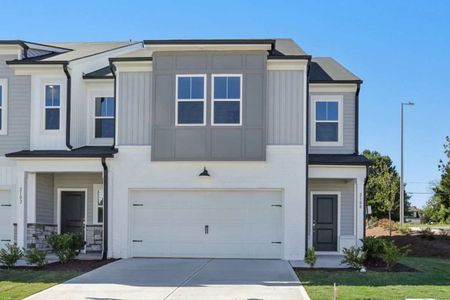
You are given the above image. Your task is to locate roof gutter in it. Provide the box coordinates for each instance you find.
[63,64,73,150]
[354,83,361,154]
[109,61,117,149]
[305,58,311,257]
[101,157,109,260]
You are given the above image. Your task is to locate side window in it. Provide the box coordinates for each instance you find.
[0,79,7,135]
[175,75,206,126]
[95,97,115,138]
[45,85,61,130]
[93,184,104,224]
[212,75,242,126]
[312,96,343,146]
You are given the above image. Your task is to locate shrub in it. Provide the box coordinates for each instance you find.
[47,233,85,264]
[304,247,317,267]
[341,246,365,269]
[380,240,409,270]
[362,236,387,260]
[439,228,450,238]
[419,227,435,240]
[25,248,48,267]
[396,225,412,235]
[0,243,24,268]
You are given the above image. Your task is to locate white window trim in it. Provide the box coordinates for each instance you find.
[309,191,341,254]
[175,74,207,126]
[93,184,104,225]
[43,83,62,132]
[0,79,8,135]
[94,96,115,139]
[311,95,344,146]
[211,74,243,126]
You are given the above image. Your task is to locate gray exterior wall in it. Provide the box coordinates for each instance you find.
[267,70,304,145]
[309,92,356,154]
[0,55,31,156]
[152,51,266,161]
[36,173,54,224]
[53,173,103,225]
[118,72,152,145]
[308,179,355,236]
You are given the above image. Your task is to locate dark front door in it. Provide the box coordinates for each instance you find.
[61,191,85,238]
[313,194,338,251]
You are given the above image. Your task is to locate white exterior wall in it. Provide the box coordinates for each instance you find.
[108,145,307,260]
[0,158,17,245]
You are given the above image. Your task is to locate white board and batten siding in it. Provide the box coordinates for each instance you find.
[0,190,12,249]
[129,189,283,259]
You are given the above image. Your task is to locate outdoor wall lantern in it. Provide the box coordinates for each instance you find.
[199,167,210,177]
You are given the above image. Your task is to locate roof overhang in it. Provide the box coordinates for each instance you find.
[5,146,118,158]
[144,40,274,53]
[110,58,152,72]
[309,83,360,93]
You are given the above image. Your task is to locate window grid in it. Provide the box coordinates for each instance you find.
[312,96,343,146]
[211,74,243,126]
[44,85,61,130]
[175,74,206,126]
[95,97,115,138]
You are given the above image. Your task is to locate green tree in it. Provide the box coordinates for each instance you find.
[423,136,450,224]
[363,150,410,220]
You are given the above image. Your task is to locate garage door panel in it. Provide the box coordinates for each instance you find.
[130,190,282,259]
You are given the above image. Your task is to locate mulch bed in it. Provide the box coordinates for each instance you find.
[385,235,450,259]
[3,259,118,272]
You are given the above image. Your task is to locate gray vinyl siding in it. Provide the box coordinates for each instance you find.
[118,72,152,145]
[308,179,355,236]
[267,70,304,145]
[152,51,266,161]
[309,92,356,154]
[53,173,103,225]
[36,173,54,224]
[0,55,31,156]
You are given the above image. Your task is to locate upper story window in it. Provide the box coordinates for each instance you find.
[175,75,206,126]
[312,95,343,146]
[95,97,115,138]
[0,79,7,135]
[45,85,61,130]
[212,75,242,126]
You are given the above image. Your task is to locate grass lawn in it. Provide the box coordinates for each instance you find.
[0,269,80,300]
[296,257,450,300]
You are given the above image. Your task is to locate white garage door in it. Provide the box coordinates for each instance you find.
[130,190,283,259]
[0,190,12,250]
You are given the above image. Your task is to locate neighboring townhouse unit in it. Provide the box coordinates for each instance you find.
[0,39,369,261]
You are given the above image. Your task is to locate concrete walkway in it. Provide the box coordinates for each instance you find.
[26,258,310,300]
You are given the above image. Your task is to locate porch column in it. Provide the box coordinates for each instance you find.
[356,177,365,246]
[16,169,27,248]
[26,173,36,224]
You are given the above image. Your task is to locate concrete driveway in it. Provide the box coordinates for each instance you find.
[26,258,310,300]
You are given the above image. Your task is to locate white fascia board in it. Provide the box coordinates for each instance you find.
[309,83,358,93]
[84,79,114,85]
[15,158,103,172]
[309,165,367,179]
[267,59,308,71]
[11,65,65,76]
[0,45,23,57]
[114,61,152,72]
[147,44,272,52]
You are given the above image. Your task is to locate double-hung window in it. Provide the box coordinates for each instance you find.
[176,75,206,126]
[0,79,7,135]
[45,85,61,130]
[95,97,115,138]
[312,96,343,145]
[212,75,242,125]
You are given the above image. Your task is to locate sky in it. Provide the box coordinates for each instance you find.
[1,0,449,207]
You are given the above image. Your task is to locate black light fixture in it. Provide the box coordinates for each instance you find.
[199,167,210,177]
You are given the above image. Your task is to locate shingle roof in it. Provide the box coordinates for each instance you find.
[5,146,118,158]
[111,38,308,61]
[83,66,113,79]
[310,57,362,83]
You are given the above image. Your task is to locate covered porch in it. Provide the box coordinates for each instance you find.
[307,154,369,255]
[8,154,111,255]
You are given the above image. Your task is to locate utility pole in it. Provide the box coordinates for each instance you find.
[400,101,414,225]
